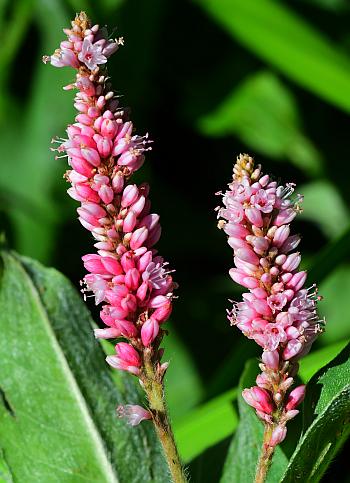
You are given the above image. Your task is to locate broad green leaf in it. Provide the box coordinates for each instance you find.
[299,181,350,239]
[174,388,238,463]
[0,251,168,482]
[221,360,288,483]
[281,342,350,482]
[199,71,322,176]
[299,339,350,382]
[0,449,13,482]
[196,0,350,113]
[317,265,350,344]
[307,223,350,285]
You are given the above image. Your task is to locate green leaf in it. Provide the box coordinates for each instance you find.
[0,0,73,262]
[220,360,288,483]
[199,71,322,176]
[163,328,204,422]
[0,251,168,482]
[0,449,13,483]
[317,265,350,344]
[196,0,350,113]
[299,339,350,382]
[307,223,350,285]
[299,181,350,239]
[281,342,350,482]
[174,388,238,463]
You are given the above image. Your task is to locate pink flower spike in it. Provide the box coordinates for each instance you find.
[218,154,324,449]
[117,404,152,426]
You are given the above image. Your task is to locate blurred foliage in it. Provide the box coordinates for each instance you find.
[1,0,350,480]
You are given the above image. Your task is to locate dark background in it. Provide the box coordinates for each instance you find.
[1,0,350,480]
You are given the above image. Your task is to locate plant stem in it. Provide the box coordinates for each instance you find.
[143,351,187,483]
[255,424,275,483]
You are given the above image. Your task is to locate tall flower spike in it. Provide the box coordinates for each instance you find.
[218,154,325,483]
[44,12,186,483]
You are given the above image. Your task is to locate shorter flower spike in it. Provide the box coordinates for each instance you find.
[218,154,325,458]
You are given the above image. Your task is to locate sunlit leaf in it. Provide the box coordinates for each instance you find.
[174,389,238,462]
[281,342,350,482]
[299,180,350,238]
[318,265,350,344]
[199,71,322,176]
[196,0,350,112]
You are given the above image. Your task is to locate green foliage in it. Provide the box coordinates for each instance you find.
[299,181,350,238]
[0,250,168,482]
[199,71,322,176]
[299,339,349,382]
[318,265,350,344]
[174,388,238,462]
[196,0,350,112]
[307,224,350,285]
[220,360,288,483]
[163,328,204,422]
[281,342,350,482]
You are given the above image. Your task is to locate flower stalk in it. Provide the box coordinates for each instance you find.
[218,154,325,482]
[44,11,186,482]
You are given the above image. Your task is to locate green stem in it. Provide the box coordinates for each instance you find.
[143,351,187,483]
[255,424,275,483]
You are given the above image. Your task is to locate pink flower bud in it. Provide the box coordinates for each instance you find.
[242,387,274,414]
[245,207,263,227]
[96,136,113,157]
[283,339,303,360]
[98,184,114,204]
[123,210,137,233]
[269,426,287,447]
[121,184,139,207]
[273,225,290,247]
[152,302,172,323]
[70,156,94,177]
[117,404,151,426]
[112,172,124,193]
[129,195,146,216]
[81,147,101,167]
[101,118,118,138]
[130,226,148,250]
[114,319,138,338]
[141,318,159,346]
[149,295,169,309]
[282,253,301,272]
[262,350,279,370]
[286,385,306,410]
[125,268,140,290]
[286,271,307,291]
[274,208,297,226]
[94,327,121,339]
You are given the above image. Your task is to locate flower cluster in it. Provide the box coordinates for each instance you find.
[218,154,325,445]
[45,12,175,425]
